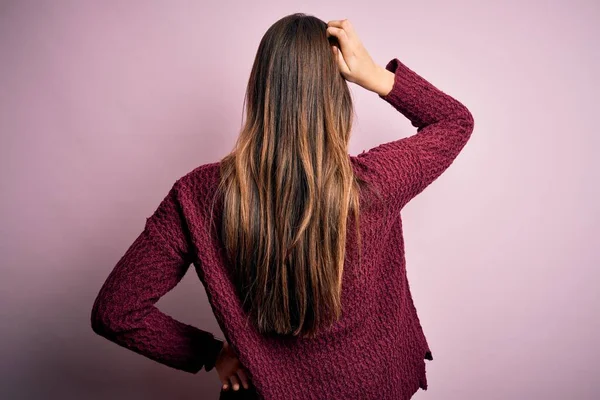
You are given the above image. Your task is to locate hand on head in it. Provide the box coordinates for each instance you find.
[326,19,382,91]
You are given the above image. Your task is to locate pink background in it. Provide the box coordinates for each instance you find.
[1,1,598,399]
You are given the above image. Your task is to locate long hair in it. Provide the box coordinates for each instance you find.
[211,13,377,339]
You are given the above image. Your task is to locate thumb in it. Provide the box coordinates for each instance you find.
[333,46,350,78]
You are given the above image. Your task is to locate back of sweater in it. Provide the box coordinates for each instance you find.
[91,57,474,400]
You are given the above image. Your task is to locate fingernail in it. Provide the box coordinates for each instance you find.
[234,384,239,390]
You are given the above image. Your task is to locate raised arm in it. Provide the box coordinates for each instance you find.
[354,57,475,209]
[327,19,475,210]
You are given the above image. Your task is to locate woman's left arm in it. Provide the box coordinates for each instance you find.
[90,180,224,373]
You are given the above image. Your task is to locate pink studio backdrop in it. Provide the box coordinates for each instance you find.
[1,1,598,399]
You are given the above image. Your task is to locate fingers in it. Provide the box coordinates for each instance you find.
[219,369,234,391]
[236,368,251,390]
[326,27,351,77]
[326,26,351,55]
[220,376,229,391]
[222,372,249,391]
[229,375,241,391]
[327,19,357,49]
[327,19,356,39]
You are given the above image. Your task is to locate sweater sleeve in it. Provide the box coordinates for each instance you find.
[353,57,475,210]
[90,180,224,374]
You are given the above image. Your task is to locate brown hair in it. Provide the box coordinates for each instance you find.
[212,13,376,339]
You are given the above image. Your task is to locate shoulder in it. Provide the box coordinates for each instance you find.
[173,161,221,193]
[168,161,222,218]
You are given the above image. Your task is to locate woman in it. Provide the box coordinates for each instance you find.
[91,13,474,400]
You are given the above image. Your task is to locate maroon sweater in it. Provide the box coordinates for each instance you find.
[91,57,474,400]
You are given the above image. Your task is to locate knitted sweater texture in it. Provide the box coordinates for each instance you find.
[91,57,475,400]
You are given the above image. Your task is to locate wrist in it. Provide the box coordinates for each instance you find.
[372,66,395,97]
[204,335,225,372]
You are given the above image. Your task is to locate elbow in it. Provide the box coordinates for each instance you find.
[452,106,475,137]
[465,109,475,132]
[90,302,107,336]
[459,106,475,134]
[91,298,119,337]
[91,295,141,338]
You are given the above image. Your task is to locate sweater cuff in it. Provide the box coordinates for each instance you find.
[203,335,225,372]
[378,58,419,104]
